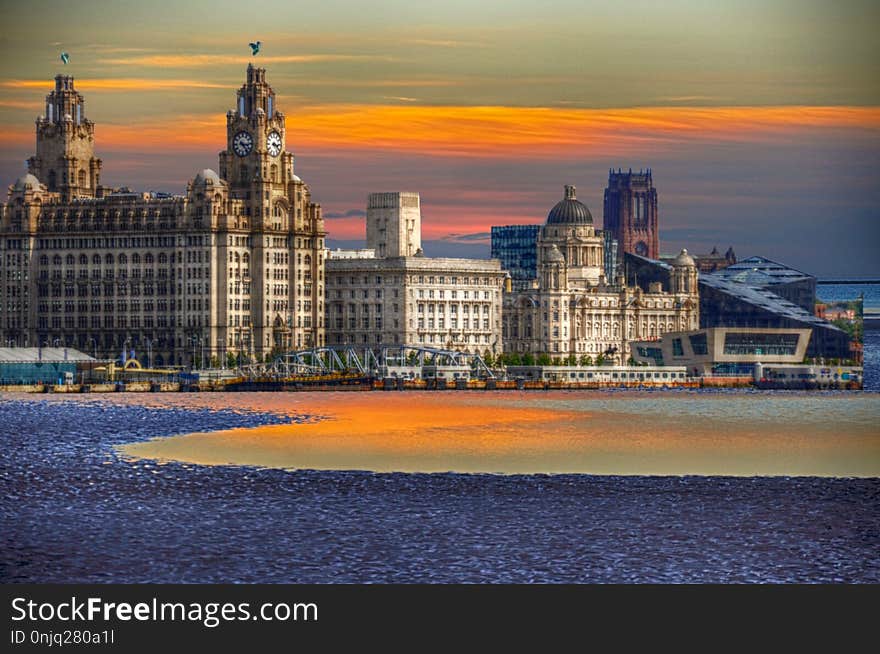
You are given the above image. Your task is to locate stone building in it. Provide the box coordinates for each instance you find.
[0,66,326,366]
[503,186,699,362]
[366,191,421,258]
[603,168,659,260]
[326,193,505,353]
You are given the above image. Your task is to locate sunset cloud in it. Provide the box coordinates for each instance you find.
[6,104,872,160]
[102,53,396,67]
[0,79,231,92]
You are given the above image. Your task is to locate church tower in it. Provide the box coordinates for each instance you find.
[603,168,659,261]
[27,75,102,200]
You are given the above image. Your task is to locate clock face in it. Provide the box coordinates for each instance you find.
[266,131,282,157]
[232,131,253,157]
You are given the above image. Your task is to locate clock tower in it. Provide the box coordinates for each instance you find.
[219,63,293,226]
[216,65,326,357]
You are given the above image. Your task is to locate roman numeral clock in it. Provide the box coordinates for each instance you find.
[232,131,254,157]
[266,130,282,157]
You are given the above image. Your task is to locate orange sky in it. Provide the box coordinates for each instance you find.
[1,1,878,274]
[4,102,876,157]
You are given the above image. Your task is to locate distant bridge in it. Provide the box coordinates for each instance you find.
[243,345,495,379]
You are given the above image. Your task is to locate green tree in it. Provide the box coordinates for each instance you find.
[537,353,552,366]
[596,353,606,366]
[565,354,577,366]
[832,317,863,344]
[522,353,535,366]
[579,354,593,366]
[227,352,237,369]
[209,356,220,369]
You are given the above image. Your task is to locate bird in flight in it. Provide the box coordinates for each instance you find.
[249,41,261,56]
[60,52,70,65]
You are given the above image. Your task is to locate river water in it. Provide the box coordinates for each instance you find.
[2,391,878,583]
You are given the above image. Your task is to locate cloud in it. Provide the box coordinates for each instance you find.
[103,54,395,67]
[442,232,491,242]
[5,103,876,165]
[280,104,880,159]
[0,100,41,109]
[404,38,484,48]
[323,208,367,220]
[655,95,723,103]
[0,79,230,91]
[382,96,420,103]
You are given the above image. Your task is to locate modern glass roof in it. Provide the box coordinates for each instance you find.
[710,256,814,286]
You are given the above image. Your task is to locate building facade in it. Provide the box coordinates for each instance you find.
[1,66,326,366]
[631,326,811,376]
[326,193,506,353]
[366,191,421,258]
[503,186,699,361]
[490,224,540,291]
[625,251,849,360]
[603,168,659,260]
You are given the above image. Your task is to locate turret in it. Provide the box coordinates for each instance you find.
[670,248,698,295]
[27,75,101,200]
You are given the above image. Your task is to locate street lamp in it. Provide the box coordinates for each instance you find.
[145,338,153,369]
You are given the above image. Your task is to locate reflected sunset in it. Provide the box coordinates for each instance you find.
[117,392,880,477]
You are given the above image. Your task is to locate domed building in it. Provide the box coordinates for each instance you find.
[502,185,699,362]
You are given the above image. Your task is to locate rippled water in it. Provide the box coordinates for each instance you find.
[2,395,878,583]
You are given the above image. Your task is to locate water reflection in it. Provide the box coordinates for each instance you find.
[117,390,880,477]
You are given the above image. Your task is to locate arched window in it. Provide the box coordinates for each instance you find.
[132,253,140,264]
[304,254,311,267]
[270,164,278,184]
[53,254,62,265]
[78,169,86,188]
[158,253,167,264]
[92,254,101,265]
[119,253,127,265]
[79,254,87,265]
[40,255,48,266]
[66,254,74,265]
[105,253,114,265]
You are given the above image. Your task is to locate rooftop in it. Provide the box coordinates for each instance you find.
[698,274,844,333]
[709,256,814,286]
[0,347,96,363]
[626,253,843,334]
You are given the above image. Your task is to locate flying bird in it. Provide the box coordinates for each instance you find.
[60,52,69,65]
[249,41,261,56]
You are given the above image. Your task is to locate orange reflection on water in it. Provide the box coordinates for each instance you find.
[116,391,880,477]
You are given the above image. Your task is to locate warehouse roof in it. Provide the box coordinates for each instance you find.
[0,347,96,363]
